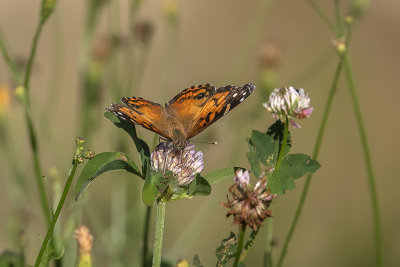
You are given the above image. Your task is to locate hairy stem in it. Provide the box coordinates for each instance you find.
[152,202,166,267]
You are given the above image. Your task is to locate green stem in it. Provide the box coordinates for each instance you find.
[34,160,79,267]
[152,202,166,267]
[305,0,336,31]
[21,19,52,224]
[233,224,246,267]
[142,205,152,267]
[333,0,344,36]
[0,30,22,84]
[275,119,289,170]
[263,217,274,267]
[343,55,383,267]
[276,61,343,267]
[24,22,44,105]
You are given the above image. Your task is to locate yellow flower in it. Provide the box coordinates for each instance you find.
[0,85,11,118]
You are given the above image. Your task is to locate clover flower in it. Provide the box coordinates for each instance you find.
[151,142,204,186]
[263,86,313,128]
[223,170,276,230]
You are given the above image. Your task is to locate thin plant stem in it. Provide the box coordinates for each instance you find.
[233,224,246,267]
[0,30,22,84]
[263,216,274,267]
[19,14,53,225]
[23,23,44,105]
[261,120,288,266]
[333,0,344,36]
[305,0,335,31]
[343,54,383,267]
[34,160,79,267]
[275,119,289,170]
[152,201,166,267]
[276,61,343,267]
[142,205,152,267]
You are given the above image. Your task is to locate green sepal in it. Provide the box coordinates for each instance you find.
[268,153,321,194]
[75,152,141,200]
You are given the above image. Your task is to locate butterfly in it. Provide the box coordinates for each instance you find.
[107,83,255,150]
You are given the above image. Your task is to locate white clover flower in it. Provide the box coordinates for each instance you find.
[151,142,204,186]
[263,86,313,128]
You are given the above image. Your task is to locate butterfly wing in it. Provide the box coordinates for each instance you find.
[165,83,216,134]
[107,97,172,139]
[165,83,255,139]
[186,83,255,138]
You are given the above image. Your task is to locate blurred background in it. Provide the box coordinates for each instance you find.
[0,0,399,266]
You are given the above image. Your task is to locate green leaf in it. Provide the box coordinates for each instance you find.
[266,120,292,146]
[75,152,141,200]
[190,175,211,196]
[246,151,261,178]
[268,153,321,194]
[142,171,165,206]
[250,130,279,168]
[280,153,321,178]
[216,232,237,267]
[104,111,150,175]
[0,251,24,267]
[203,167,236,185]
[192,255,204,267]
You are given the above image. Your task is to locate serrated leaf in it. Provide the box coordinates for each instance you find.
[268,153,321,194]
[192,255,204,267]
[267,171,296,194]
[104,112,150,175]
[75,152,141,200]
[246,151,261,178]
[250,130,279,168]
[216,232,237,267]
[142,171,165,206]
[190,175,211,196]
[280,153,321,178]
[203,167,236,185]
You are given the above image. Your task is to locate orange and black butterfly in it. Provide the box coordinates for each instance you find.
[107,83,255,149]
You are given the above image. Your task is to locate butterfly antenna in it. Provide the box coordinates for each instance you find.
[191,140,218,146]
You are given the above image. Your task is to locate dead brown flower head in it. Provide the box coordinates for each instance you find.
[223,170,276,230]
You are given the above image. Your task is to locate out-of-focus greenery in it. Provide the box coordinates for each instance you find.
[0,1,399,266]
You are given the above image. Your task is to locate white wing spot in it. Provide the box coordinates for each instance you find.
[240,97,245,102]
[232,93,238,97]
[243,92,247,96]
